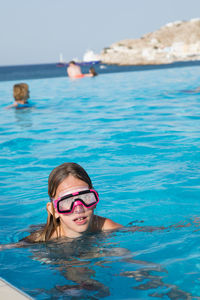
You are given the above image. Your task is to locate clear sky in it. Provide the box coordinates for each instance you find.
[1,0,200,66]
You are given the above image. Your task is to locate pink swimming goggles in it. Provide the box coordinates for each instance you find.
[52,189,99,214]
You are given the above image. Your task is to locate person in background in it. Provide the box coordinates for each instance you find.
[67,61,85,79]
[84,67,98,78]
[89,67,98,77]
[6,83,30,109]
[67,61,98,79]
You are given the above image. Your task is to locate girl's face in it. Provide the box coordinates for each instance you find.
[52,174,95,238]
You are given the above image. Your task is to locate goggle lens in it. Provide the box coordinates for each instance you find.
[53,189,99,214]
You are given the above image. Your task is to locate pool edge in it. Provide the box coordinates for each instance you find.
[0,277,33,299]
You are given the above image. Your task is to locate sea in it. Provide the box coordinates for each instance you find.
[1,60,200,82]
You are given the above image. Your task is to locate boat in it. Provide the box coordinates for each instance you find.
[81,50,101,65]
[56,50,101,67]
[56,53,67,67]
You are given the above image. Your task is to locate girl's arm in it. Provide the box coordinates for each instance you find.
[0,241,29,250]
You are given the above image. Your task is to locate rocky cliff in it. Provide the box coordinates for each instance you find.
[100,19,200,65]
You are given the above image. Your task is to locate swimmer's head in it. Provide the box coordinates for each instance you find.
[89,67,97,76]
[68,61,76,66]
[26,163,96,242]
[13,83,30,103]
[44,163,95,240]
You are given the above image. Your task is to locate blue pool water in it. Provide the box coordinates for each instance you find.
[0,66,200,299]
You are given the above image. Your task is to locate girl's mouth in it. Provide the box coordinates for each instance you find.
[73,216,87,225]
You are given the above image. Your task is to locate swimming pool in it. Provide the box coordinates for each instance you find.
[0,66,200,299]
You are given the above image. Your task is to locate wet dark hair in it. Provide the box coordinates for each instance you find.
[89,67,98,76]
[48,162,93,198]
[69,61,76,65]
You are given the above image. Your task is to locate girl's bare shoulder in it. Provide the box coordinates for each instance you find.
[92,215,123,232]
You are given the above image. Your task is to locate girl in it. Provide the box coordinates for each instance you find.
[23,162,122,242]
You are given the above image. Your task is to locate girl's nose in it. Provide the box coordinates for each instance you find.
[73,201,85,214]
